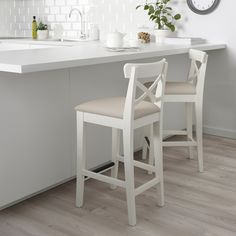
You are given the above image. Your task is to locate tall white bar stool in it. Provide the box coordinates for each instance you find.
[75,59,168,226]
[143,49,208,173]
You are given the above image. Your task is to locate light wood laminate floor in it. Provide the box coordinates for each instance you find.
[0,134,236,236]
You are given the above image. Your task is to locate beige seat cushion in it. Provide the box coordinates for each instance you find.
[165,82,196,95]
[75,97,160,119]
[144,81,196,95]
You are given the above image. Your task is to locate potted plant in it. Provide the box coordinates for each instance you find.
[37,21,49,40]
[136,0,181,44]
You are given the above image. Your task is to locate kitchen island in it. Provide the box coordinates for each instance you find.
[0,40,225,209]
[0,40,225,73]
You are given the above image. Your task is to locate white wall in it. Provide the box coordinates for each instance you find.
[90,0,236,138]
[0,0,235,138]
[177,1,236,138]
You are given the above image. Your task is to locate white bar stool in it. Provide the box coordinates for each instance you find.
[143,49,208,173]
[75,59,168,226]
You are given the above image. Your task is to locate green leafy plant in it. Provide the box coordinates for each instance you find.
[136,0,181,32]
[37,21,48,31]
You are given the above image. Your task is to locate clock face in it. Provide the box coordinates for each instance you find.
[187,0,220,14]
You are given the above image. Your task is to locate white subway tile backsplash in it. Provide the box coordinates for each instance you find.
[61,6,71,14]
[47,15,55,22]
[55,0,65,6]
[66,0,77,6]
[0,0,153,39]
[55,14,67,22]
[45,0,54,7]
[50,6,60,14]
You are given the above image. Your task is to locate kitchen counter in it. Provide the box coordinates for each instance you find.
[0,40,226,73]
[0,39,226,210]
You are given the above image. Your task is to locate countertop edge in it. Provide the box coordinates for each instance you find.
[0,43,226,74]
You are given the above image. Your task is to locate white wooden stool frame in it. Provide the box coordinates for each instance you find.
[143,49,208,173]
[76,59,168,226]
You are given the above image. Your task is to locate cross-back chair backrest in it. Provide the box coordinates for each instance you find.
[188,49,208,96]
[123,59,168,121]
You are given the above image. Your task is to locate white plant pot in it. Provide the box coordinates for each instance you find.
[154,29,170,44]
[37,30,49,40]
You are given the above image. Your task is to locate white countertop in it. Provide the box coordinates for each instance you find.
[0,40,226,74]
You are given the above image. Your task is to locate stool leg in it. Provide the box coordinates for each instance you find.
[186,103,194,160]
[153,121,164,207]
[195,102,204,172]
[110,128,120,189]
[142,138,148,160]
[148,124,154,174]
[123,127,136,226]
[76,111,86,207]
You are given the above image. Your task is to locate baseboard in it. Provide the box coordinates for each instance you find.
[203,125,236,139]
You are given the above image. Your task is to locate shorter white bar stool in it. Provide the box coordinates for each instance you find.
[143,49,208,173]
[75,59,168,226]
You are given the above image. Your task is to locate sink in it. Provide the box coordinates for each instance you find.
[0,37,93,47]
[0,37,90,42]
[0,37,31,40]
[47,38,91,42]
[0,42,59,51]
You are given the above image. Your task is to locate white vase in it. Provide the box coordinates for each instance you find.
[154,29,170,44]
[37,30,49,40]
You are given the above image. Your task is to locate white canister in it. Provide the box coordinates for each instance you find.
[89,24,99,41]
[106,30,125,48]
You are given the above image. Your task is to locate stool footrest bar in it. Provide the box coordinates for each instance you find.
[135,177,160,196]
[118,155,156,173]
[163,141,197,147]
[163,130,188,136]
[82,170,126,188]
[84,161,115,180]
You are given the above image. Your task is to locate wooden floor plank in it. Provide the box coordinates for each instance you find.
[0,134,236,236]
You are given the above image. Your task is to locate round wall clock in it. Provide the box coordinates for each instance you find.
[187,0,220,15]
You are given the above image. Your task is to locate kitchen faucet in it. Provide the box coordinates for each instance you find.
[69,8,86,39]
